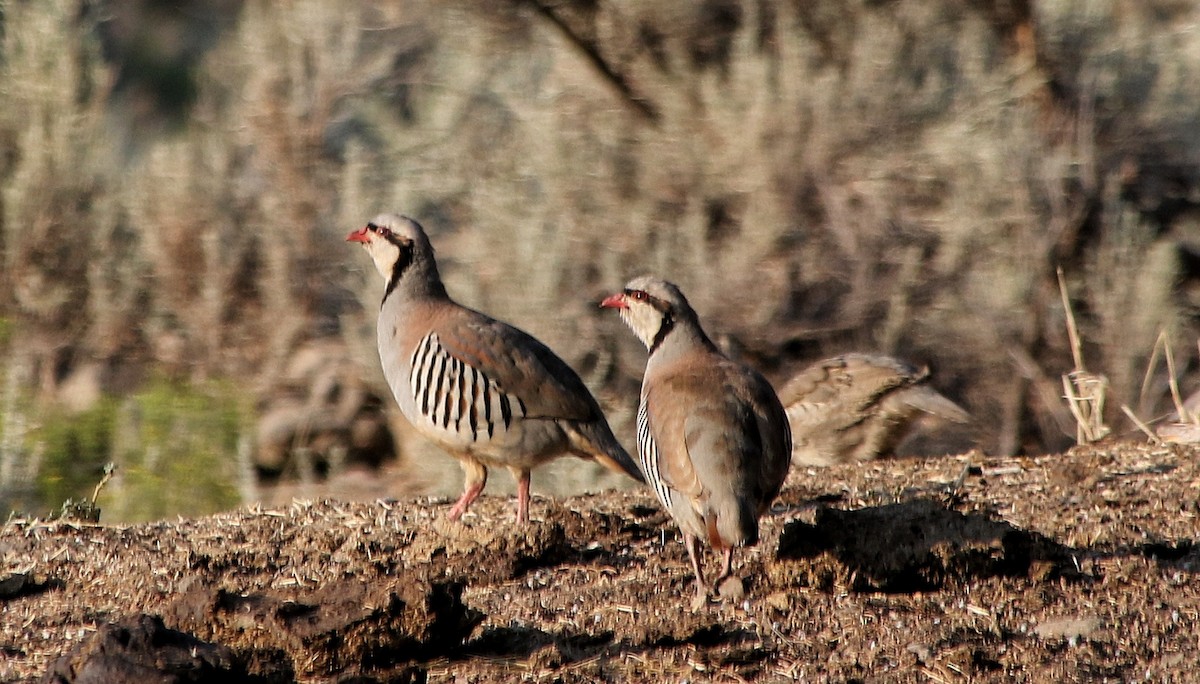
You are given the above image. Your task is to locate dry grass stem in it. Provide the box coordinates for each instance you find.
[1057,267,1086,373]
[1162,333,1190,424]
[1057,268,1110,444]
[1119,405,1159,443]
[1131,330,1200,443]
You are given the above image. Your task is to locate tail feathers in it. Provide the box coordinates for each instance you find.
[705,497,758,549]
[904,387,971,423]
[570,420,646,483]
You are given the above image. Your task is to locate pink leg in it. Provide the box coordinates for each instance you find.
[510,467,531,524]
[684,532,709,597]
[713,547,736,585]
[448,459,487,520]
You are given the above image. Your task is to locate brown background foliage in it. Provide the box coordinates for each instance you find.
[2,0,1200,512]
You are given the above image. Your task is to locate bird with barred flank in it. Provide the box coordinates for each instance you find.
[602,276,791,599]
[348,214,644,524]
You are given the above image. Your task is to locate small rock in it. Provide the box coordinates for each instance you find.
[1033,616,1101,643]
[906,642,933,663]
[0,573,32,599]
[0,572,56,600]
[716,576,745,601]
[764,591,791,611]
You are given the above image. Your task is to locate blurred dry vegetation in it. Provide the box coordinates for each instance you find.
[2,0,1200,521]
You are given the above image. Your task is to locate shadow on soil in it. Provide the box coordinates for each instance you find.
[770,498,1081,593]
[463,622,760,669]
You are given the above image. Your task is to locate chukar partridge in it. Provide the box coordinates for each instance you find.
[602,276,791,596]
[779,353,970,466]
[347,214,644,523]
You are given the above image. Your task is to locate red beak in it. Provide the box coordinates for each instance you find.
[599,293,627,310]
[346,227,371,243]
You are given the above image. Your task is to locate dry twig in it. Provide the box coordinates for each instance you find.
[1057,267,1110,444]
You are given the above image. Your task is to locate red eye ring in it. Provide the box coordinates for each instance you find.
[630,290,647,301]
[364,223,393,239]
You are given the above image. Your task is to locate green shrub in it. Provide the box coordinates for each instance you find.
[102,377,248,523]
[34,397,118,512]
[27,376,248,523]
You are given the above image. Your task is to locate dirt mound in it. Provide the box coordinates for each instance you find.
[3,442,1199,682]
[43,614,250,684]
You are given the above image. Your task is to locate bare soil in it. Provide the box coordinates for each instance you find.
[3,441,1199,683]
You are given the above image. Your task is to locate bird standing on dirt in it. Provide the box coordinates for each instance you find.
[347,214,644,523]
[778,353,970,466]
[602,276,791,599]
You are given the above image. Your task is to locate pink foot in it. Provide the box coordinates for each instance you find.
[447,480,485,520]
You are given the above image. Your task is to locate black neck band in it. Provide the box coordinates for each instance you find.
[648,313,675,355]
[382,243,412,304]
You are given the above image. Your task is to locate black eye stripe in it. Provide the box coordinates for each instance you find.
[364,222,396,239]
[624,288,669,313]
[368,223,397,240]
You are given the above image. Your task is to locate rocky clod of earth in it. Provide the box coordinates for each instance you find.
[42,614,249,684]
[4,442,1200,682]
